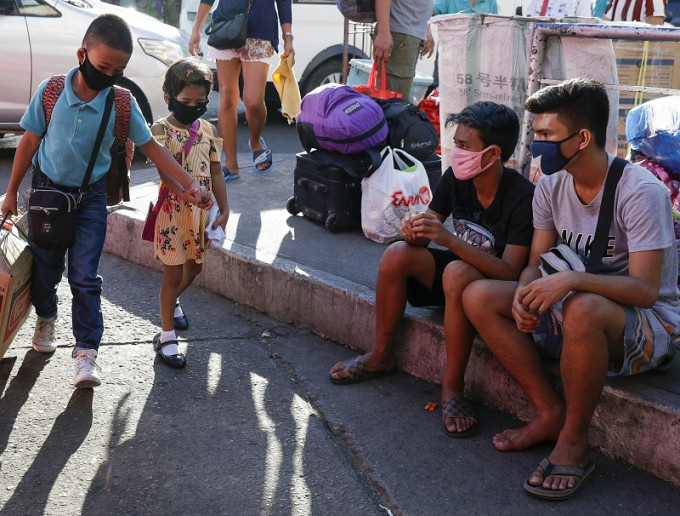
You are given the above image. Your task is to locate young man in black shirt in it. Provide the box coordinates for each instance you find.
[329,101,535,437]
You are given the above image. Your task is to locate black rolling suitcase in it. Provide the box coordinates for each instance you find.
[286,149,377,232]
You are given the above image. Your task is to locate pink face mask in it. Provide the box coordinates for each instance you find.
[450,145,498,180]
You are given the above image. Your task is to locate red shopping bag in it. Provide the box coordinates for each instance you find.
[352,59,402,101]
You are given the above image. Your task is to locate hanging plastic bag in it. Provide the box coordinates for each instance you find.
[352,59,403,101]
[361,147,432,244]
[419,89,441,155]
[626,96,680,174]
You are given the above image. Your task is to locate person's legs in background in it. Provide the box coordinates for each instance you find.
[384,32,422,102]
[215,57,242,179]
[241,60,272,172]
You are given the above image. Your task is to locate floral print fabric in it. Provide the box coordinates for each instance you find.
[152,118,223,265]
[208,38,275,63]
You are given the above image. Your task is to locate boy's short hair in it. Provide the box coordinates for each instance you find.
[82,14,133,55]
[445,101,520,163]
[525,78,609,148]
[162,58,214,98]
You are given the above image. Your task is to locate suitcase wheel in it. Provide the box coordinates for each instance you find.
[325,213,339,233]
[286,197,299,216]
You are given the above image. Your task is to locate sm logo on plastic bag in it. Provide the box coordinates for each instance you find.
[391,186,431,207]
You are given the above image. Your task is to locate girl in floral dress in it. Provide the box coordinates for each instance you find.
[150,57,229,368]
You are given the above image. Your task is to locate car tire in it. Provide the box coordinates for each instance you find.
[301,57,344,97]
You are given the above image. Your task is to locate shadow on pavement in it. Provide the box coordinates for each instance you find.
[0,352,50,454]
[1,388,93,514]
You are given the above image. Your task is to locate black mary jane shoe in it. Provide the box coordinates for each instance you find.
[152,334,187,369]
[173,305,189,330]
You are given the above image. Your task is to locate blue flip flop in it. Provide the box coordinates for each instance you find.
[248,137,274,174]
[222,166,240,181]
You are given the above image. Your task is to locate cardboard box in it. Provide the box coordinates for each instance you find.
[0,214,32,360]
[613,40,680,157]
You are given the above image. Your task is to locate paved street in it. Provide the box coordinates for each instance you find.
[1,253,680,515]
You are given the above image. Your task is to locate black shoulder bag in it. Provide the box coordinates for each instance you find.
[28,89,114,250]
[539,157,627,275]
[205,0,251,50]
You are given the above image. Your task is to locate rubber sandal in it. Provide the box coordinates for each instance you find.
[329,355,396,385]
[248,137,274,174]
[441,398,479,438]
[222,166,240,181]
[523,457,596,501]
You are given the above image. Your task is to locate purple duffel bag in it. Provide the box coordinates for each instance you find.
[297,83,388,154]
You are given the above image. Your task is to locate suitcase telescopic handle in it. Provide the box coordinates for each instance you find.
[297,178,328,194]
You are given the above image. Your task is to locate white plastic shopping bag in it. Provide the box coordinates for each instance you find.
[361,147,432,244]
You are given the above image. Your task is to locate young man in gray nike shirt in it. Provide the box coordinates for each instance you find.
[463,78,679,501]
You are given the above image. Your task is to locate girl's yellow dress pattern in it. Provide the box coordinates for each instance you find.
[152,118,223,265]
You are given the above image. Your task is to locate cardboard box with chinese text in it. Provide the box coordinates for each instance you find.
[0,214,32,360]
[613,40,680,157]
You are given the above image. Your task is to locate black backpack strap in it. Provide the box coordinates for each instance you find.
[586,157,627,274]
[311,148,382,178]
[81,89,114,189]
[364,147,382,172]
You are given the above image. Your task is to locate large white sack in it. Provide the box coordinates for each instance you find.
[432,14,618,179]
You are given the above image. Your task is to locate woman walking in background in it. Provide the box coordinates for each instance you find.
[189,0,295,180]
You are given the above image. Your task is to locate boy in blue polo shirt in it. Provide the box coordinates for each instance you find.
[1,13,210,389]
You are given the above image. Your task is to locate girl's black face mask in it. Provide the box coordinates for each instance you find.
[79,51,122,91]
[169,97,208,125]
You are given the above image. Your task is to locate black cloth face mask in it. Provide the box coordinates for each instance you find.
[79,50,123,91]
[169,97,208,125]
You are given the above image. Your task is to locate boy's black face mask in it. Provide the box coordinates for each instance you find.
[79,51,122,91]
[169,97,208,125]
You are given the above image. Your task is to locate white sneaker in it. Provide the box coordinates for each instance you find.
[32,316,57,353]
[73,349,101,388]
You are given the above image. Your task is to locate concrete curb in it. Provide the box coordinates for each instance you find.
[104,194,680,488]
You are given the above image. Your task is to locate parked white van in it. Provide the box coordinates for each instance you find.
[0,0,190,134]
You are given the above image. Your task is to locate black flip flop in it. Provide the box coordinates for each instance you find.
[441,398,479,438]
[524,457,596,501]
[329,355,395,385]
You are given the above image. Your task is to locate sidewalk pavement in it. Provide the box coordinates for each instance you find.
[1,150,680,514]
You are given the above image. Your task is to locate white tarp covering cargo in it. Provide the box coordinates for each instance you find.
[431,13,619,175]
